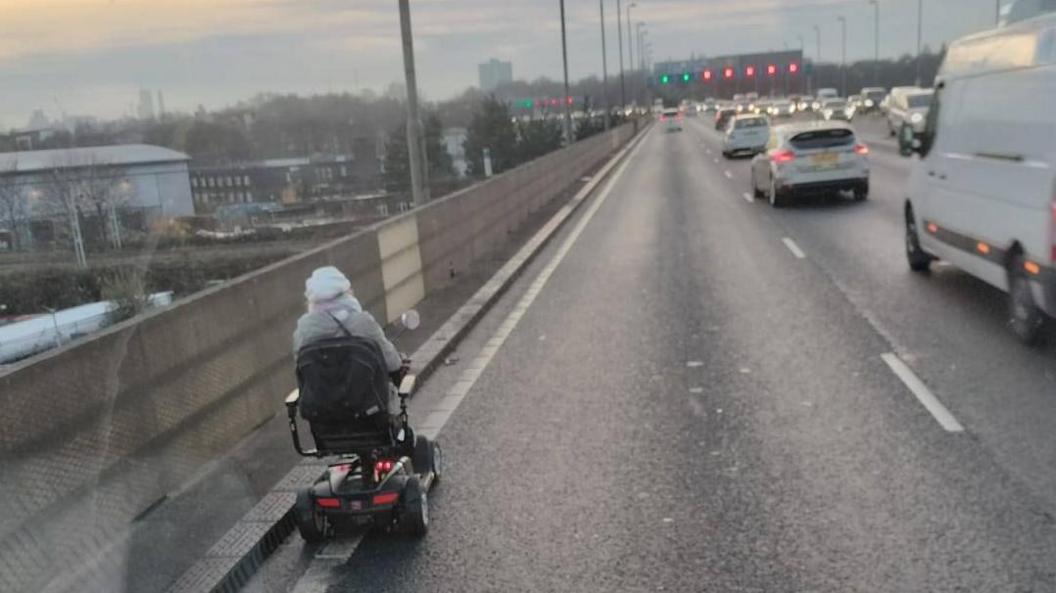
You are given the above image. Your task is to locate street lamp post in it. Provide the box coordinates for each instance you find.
[616,0,626,109]
[797,35,805,94]
[559,0,573,144]
[869,0,880,85]
[599,0,610,130]
[837,16,847,97]
[627,3,637,77]
[916,0,923,85]
[813,24,821,93]
[637,24,646,71]
[398,0,429,206]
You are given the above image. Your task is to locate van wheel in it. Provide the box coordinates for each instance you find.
[905,207,932,272]
[1008,254,1045,344]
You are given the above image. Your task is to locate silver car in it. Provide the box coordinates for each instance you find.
[750,121,870,207]
[818,99,854,121]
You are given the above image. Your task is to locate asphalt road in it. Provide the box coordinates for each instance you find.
[255,115,1056,593]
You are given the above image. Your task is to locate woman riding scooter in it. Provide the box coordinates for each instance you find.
[293,266,407,418]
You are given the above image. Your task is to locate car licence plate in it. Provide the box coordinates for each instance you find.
[811,152,839,168]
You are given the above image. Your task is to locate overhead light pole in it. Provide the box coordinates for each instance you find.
[916,0,923,85]
[398,0,429,206]
[869,0,880,84]
[599,0,610,129]
[813,24,821,92]
[559,0,573,144]
[616,0,626,109]
[637,23,646,71]
[627,3,637,75]
[837,16,847,97]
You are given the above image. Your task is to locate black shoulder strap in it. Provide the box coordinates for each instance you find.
[326,312,354,338]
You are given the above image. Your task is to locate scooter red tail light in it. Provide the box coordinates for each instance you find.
[316,497,341,509]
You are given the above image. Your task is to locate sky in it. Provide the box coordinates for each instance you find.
[0,0,1004,127]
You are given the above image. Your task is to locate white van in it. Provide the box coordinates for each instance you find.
[901,10,1056,343]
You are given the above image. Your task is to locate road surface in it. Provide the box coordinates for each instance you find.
[253,115,1056,593]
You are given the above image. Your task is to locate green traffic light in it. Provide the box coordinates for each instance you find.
[660,74,670,85]
[682,72,691,83]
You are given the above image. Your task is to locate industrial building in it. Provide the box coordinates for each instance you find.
[0,144,193,249]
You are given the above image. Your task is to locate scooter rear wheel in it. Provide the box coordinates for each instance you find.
[400,476,429,537]
[294,489,330,543]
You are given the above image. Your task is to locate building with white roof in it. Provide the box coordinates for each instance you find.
[0,144,193,248]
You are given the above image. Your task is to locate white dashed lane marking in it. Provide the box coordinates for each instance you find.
[742,192,754,203]
[881,353,965,433]
[782,237,806,259]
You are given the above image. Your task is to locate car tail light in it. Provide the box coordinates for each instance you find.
[316,497,341,509]
[853,143,870,155]
[771,150,796,164]
[660,115,667,121]
[372,492,400,506]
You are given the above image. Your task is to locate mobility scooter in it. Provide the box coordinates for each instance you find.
[285,311,441,541]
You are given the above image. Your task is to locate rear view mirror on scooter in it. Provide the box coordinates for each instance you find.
[400,309,421,331]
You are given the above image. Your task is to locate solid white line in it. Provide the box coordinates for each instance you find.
[782,237,806,259]
[741,192,754,203]
[723,170,733,179]
[881,353,965,433]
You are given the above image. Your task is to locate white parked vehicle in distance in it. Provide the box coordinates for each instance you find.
[901,10,1056,343]
[722,114,770,158]
[750,121,870,208]
[886,87,933,137]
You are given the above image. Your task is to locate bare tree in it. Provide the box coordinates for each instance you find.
[0,156,28,251]
[39,151,124,266]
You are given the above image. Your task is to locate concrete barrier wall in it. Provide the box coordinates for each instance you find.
[0,121,636,591]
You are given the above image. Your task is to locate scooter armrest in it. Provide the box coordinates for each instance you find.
[398,375,416,398]
[285,389,300,417]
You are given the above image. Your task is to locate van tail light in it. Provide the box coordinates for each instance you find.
[853,143,870,155]
[771,150,796,164]
[1050,199,1056,263]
